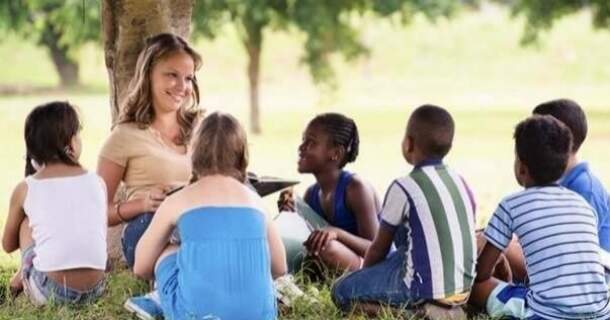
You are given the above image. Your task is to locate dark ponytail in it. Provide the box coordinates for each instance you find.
[24,101,82,176]
[25,154,35,177]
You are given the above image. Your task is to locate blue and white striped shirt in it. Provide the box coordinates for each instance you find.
[485,185,610,319]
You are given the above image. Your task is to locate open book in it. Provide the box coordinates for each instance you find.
[247,173,299,197]
[167,172,299,198]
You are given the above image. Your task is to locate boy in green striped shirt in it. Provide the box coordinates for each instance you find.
[332,105,477,315]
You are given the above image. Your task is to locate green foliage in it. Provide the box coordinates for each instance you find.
[502,0,610,44]
[0,0,100,59]
[0,0,100,86]
[192,0,458,87]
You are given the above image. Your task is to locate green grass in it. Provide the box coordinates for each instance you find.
[0,5,610,319]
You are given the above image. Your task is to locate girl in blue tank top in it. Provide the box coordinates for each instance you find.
[280,113,381,272]
[132,112,287,320]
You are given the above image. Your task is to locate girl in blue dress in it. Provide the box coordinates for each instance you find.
[133,112,287,320]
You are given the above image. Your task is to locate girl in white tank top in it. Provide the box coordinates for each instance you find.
[2,101,107,305]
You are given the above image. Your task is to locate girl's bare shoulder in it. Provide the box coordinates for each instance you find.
[10,180,28,204]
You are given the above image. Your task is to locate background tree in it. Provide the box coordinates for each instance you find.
[502,0,610,44]
[192,0,458,134]
[0,0,100,87]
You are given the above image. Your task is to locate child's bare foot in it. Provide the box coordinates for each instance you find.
[9,270,23,297]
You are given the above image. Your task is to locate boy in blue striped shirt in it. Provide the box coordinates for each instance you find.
[470,115,610,319]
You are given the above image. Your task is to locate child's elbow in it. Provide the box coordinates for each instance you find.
[272,267,287,280]
[271,260,288,279]
[2,236,17,253]
[132,263,152,280]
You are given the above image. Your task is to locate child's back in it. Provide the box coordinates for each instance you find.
[2,101,107,305]
[385,161,476,299]
[159,177,276,319]
[472,115,610,319]
[24,171,107,272]
[130,112,286,320]
[485,185,609,316]
[332,105,476,314]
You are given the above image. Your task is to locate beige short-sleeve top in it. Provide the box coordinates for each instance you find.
[99,123,191,201]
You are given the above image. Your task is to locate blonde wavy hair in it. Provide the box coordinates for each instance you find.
[191,112,249,182]
[119,33,203,145]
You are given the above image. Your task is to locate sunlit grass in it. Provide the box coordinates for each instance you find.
[0,5,609,319]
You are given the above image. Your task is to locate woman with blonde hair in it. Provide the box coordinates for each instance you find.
[133,112,287,319]
[97,33,203,269]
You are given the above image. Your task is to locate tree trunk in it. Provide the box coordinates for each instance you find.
[102,0,193,126]
[40,23,80,88]
[243,22,263,134]
[101,0,193,265]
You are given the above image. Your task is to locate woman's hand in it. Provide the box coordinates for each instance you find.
[304,227,340,256]
[140,187,169,213]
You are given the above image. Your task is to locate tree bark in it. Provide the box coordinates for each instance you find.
[243,21,263,134]
[102,0,193,126]
[40,23,80,88]
[101,0,193,265]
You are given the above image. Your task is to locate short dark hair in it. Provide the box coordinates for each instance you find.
[407,104,455,159]
[24,101,81,176]
[308,113,359,168]
[514,115,572,185]
[533,99,587,153]
[191,112,248,182]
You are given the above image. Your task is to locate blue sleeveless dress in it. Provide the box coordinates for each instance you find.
[305,171,358,235]
[155,206,276,320]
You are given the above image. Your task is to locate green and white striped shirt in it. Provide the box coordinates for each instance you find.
[380,161,476,299]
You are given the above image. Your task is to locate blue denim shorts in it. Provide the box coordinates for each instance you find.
[121,212,154,269]
[121,212,181,268]
[21,245,105,305]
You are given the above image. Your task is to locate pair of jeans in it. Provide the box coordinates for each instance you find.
[331,225,413,311]
[121,212,154,269]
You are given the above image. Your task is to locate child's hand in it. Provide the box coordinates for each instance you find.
[277,189,295,212]
[304,227,339,256]
[141,187,167,213]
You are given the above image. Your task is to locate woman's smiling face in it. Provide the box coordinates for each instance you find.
[150,50,195,116]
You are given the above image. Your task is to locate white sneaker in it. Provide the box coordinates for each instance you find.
[274,274,316,306]
[124,290,163,320]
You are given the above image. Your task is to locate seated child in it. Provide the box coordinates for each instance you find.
[469,115,610,319]
[534,99,610,252]
[278,113,381,273]
[130,112,287,320]
[2,101,107,305]
[492,99,610,284]
[332,105,477,314]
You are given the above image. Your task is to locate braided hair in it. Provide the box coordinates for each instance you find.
[309,113,359,168]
